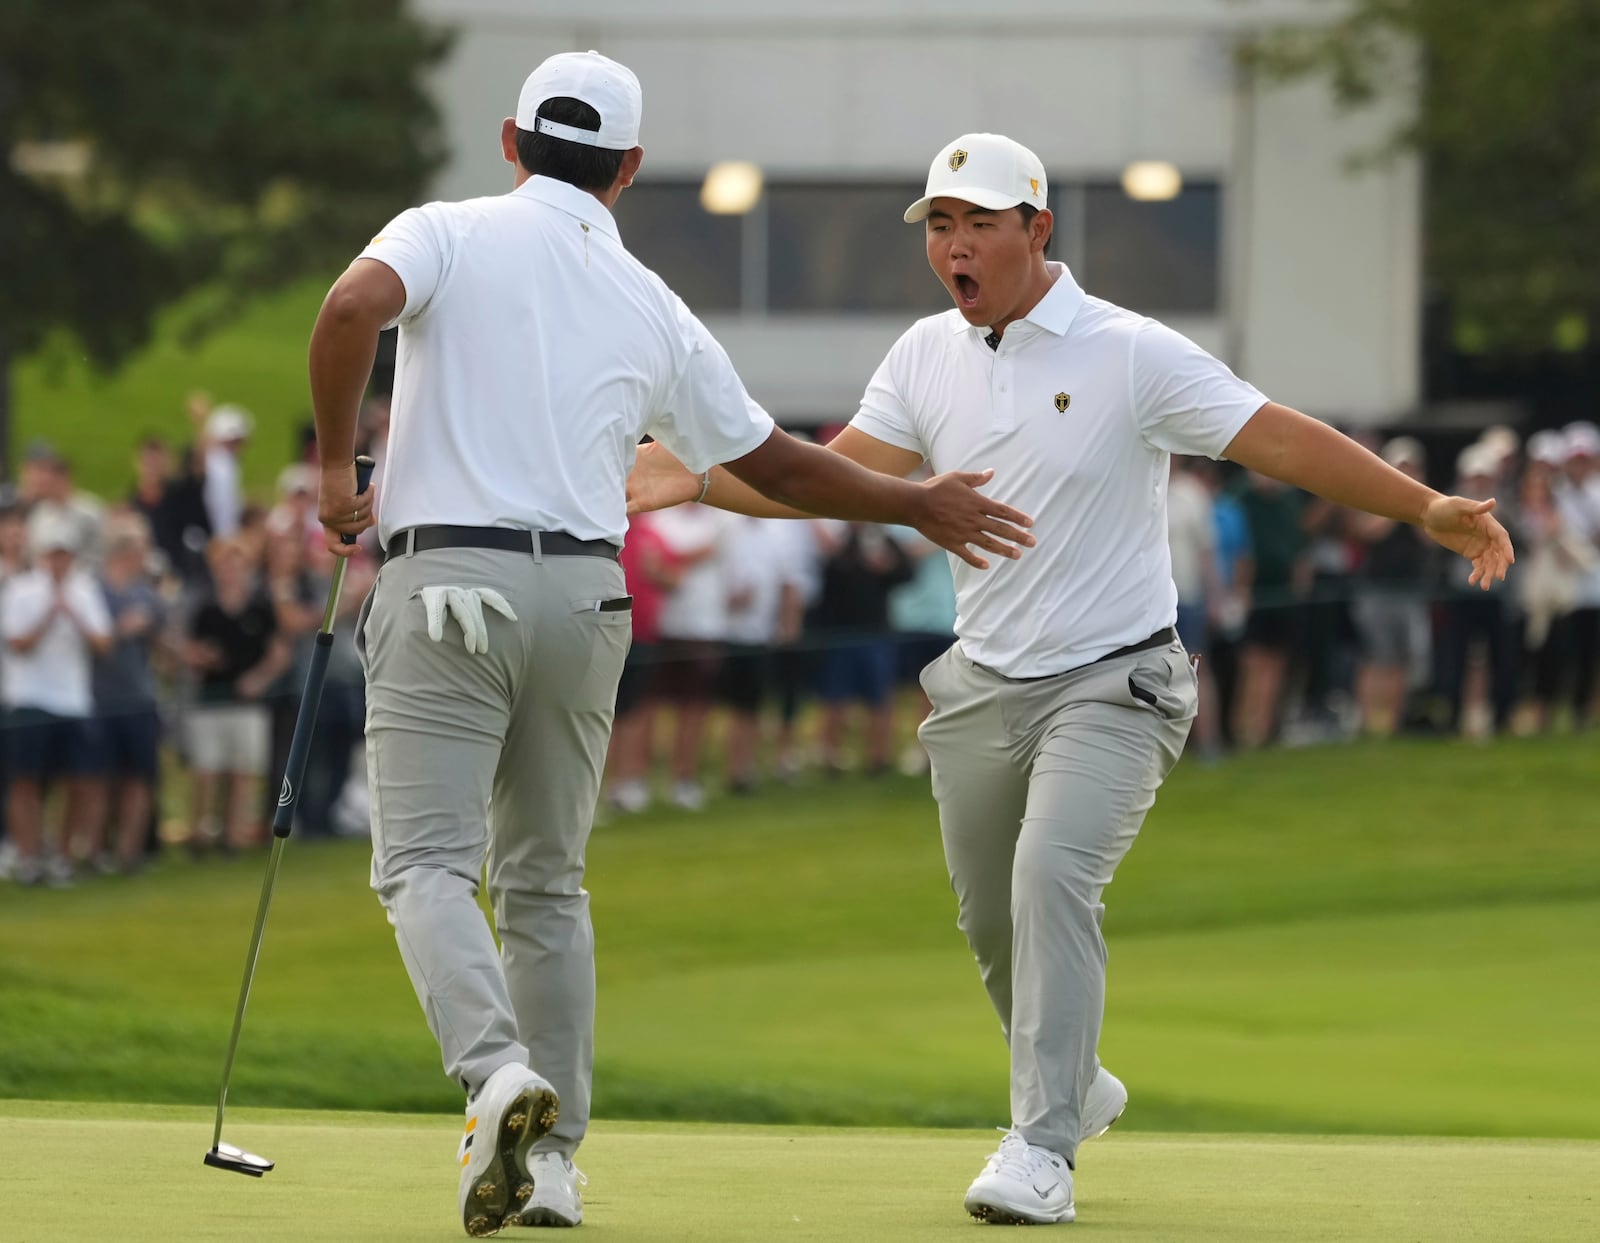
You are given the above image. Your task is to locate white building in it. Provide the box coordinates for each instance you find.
[413,0,1419,426]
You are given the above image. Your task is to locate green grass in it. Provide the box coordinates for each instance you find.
[13,276,335,499]
[2,1102,1596,1241]
[3,736,1598,1141]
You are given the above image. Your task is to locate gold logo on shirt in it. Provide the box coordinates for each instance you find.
[948,149,969,172]
[1054,392,1072,413]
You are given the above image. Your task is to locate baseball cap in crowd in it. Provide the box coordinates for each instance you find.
[516,51,642,150]
[206,404,253,444]
[904,133,1048,223]
[1478,424,1520,463]
[1456,443,1497,480]
[1380,436,1425,471]
[1563,421,1600,460]
[1526,429,1567,467]
[276,463,316,499]
[30,512,78,557]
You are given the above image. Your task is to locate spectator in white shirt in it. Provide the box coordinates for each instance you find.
[651,505,734,811]
[1,513,113,885]
[719,518,806,794]
[202,404,253,539]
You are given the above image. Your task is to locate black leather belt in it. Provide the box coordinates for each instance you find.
[383,525,620,563]
[1004,627,1179,682]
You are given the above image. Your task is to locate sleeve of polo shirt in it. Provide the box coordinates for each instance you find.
[356,204,451,326]
[647,303,776,475]
[1130,320,1268,460]
[848,328,927,458]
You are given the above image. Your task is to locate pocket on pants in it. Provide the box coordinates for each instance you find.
[1126,648,1197,722]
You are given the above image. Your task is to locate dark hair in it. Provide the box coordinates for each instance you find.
[1017,203,1053,253]
[514,97,626,193]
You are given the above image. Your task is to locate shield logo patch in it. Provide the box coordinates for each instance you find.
[948,149,969,172]
[1054,392,1072,413]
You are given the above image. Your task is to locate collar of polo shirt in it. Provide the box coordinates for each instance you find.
[515,175,622,242]
[952,262,1087,340]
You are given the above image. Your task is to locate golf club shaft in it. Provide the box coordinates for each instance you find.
[211,833,289,1150]
[210,456,373,1151]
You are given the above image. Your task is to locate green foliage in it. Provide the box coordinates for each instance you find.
[1245,0,1600,350]
[0,0,450,366]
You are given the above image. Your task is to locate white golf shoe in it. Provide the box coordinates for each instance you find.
[964,1130,1075,1225]
[961,1069,1124,1226]
[1081,1066,1128,1142]
[458,1063,560,1237]
[510,1151,586,1228]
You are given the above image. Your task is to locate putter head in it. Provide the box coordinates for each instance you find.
[204,1142,275,1177]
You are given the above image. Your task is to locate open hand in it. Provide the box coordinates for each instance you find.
[1422,495,1515,589]
[627,441,701,515]
[914,469,1035,569]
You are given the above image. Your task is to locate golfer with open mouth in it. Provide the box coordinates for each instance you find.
[629,131,1514,1226]
[308,59,1035,1236]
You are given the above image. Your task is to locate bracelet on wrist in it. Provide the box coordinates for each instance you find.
[695,471,712,504]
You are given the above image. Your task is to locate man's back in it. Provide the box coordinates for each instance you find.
[368,176,759,546]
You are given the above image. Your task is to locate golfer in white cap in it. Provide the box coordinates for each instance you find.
[309,62,1034,1237]
[630,131,1515,1226]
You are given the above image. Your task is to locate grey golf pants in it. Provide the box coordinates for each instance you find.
[357,545,630,1156]
[918,637,1197,1164]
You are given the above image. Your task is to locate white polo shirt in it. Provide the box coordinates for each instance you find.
[359,176,775,546]
[850,262,1267,678]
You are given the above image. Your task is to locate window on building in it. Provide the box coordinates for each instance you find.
[765,184,949,313]
[1079,181,1221,314]
[610,183,742,313]
[606,177,1222,317]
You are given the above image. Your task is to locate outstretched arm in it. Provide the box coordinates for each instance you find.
[630,427,1034,570]
[1224,402,1514,588]
[629,427,922,519]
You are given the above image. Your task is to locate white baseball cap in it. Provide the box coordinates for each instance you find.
[516,51,642,150]
[205,404,253,443]
[1380,436,1425,470]
[1527,429,1567,466]
[1563,421,1600,460]
[1479,424,1520,460]
[904,133,1048,224]
[1456,443,1496,478]
[30,512,78,556]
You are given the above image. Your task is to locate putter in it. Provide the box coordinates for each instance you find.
[204,455,375,1177]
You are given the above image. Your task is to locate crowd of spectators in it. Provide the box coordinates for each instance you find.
[0,395,381,888]
[3,404,1596,880]
[1167,422,1600,757]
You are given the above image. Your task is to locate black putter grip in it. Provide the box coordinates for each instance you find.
[344,455,377,544]
[270,456,375,837]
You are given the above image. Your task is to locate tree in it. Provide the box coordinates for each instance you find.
[1245,0,1600,353]
[0,0,450,470]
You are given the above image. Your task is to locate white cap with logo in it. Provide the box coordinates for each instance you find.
[516,50,642,150]
[904,133,1048,224]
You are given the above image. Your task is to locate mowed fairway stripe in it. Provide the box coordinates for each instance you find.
[0,1106,1595,1242]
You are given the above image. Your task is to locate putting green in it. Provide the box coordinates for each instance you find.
[1,1101,1595,1241]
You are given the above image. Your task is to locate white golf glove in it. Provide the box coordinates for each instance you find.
[418,585,518,655]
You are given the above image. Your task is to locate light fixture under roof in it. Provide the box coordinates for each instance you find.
[1121,160,1182,202]
[701,160,764,215]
